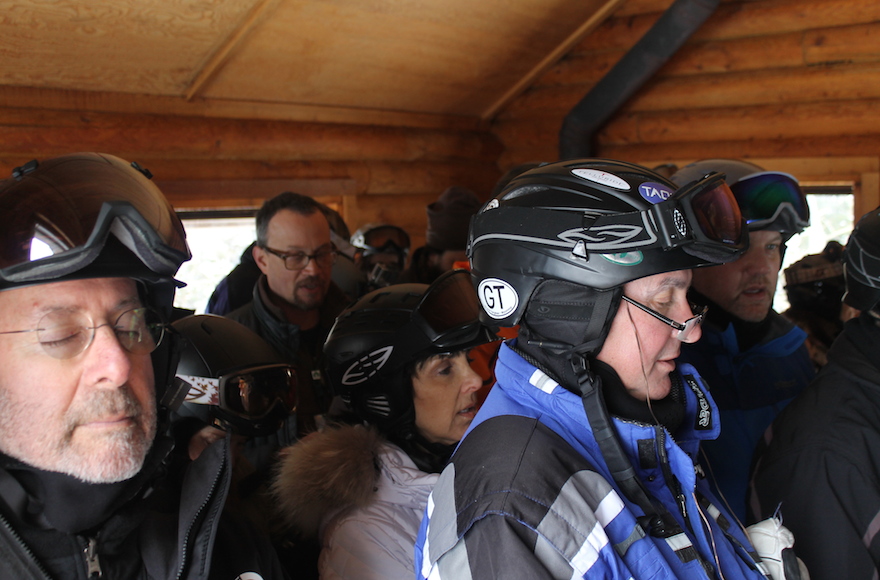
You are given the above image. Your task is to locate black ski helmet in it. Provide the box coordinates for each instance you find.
[784,241,845,319]
[324,269,496,436]
[843,206,880,312]
[173,315,296,437]
[671,159,809,241]
[468,158,747,354]
[0,152,191,407]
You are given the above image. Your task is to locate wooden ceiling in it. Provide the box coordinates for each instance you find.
[0,0,621,127]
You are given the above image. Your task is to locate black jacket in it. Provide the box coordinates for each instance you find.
[0,435,287,580]
[752,314,880,580]
[227,276,350,438]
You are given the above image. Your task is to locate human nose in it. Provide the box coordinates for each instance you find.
[461,360,482,394]
[85,325,133,387]
[673,299,703,343]
[301,252,322,274]
[741,245,773,275]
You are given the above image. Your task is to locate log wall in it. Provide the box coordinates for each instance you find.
[0,94,503,248]
[492,0,880,220]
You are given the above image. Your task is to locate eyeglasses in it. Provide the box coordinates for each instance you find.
[0,307,166,359]
[261,245,337,271]
[621,295,707,342]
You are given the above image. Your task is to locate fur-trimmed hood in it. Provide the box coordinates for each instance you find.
[272,424,438,539]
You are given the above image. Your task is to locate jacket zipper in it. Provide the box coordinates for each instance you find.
[0,513,52,580]
[175,446,226,580]
[655,426,688,520]
[84,535,102,578]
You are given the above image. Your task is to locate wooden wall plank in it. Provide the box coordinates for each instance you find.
[599,100,880,145]
[0,107,501,163]
[856,173,880,223]
[0,86,483,131]
[599,136,880,166]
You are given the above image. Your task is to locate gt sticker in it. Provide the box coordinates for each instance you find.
[571,168,630,191]
[600,252,643,265]
[478,278,519,319]
[638,182,675,204]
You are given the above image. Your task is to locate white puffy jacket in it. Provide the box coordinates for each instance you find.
[273,424,437,580]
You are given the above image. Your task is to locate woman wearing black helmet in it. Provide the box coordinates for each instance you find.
[416,159,799,580]
[272,269,496,579]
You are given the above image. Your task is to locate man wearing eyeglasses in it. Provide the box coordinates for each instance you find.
[671,159,814,524]
[0,153,286,579]
[227,191,350,440]
[416,159,790,580]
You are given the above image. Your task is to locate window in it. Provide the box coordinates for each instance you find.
[173,214,257,314]
[774,190,853,313]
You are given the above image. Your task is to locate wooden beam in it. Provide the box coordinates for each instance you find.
[0,107,501,163]
[481,0,627,121]
[185,0,284,100]
[0,86,483,131]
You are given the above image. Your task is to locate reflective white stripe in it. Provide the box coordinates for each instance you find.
[569,521,609,578]
[705,502,722,521]
[529,368,559,394]
[595,490,626,526]
[665,532,694,552]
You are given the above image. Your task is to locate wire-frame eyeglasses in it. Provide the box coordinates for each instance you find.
[621,295,707,342]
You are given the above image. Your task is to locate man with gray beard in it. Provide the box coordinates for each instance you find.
[0,153,286,579]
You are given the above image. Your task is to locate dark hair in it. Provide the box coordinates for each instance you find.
[255,191,325,246]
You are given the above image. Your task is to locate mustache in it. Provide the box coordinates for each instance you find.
[67,388,144,429]
[295,275,324,287]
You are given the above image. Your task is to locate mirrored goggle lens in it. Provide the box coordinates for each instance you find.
[362,226,410,252]
[417,270,481,340]
[0,153,188,274]
[731,171,809,225]
[684,178,747,248]
[221,365,296,418]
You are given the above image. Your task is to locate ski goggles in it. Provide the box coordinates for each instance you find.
[351,225,411,256]
[415,269,491,351]
[0,153,190,286]
[730,171,809,232]
[179,363,297,420]
[590,171,747,257]
[470,172,746,263]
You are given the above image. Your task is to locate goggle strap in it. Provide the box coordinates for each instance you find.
[179,374,221,406]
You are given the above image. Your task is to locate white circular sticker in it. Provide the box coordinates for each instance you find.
[478,278,519,319]
[571,168,631,191]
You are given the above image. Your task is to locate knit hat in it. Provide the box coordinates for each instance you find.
[425,186,482,251]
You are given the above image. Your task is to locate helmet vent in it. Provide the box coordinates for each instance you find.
[364,395,392,418]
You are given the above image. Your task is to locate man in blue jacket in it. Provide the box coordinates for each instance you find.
[671,159,813,523]
[416,159,777,579]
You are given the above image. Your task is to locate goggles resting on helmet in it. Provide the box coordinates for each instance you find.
[0,154,190,286]
[730,171,810,233]
[471,171,747,263]
[351,224,411,257]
